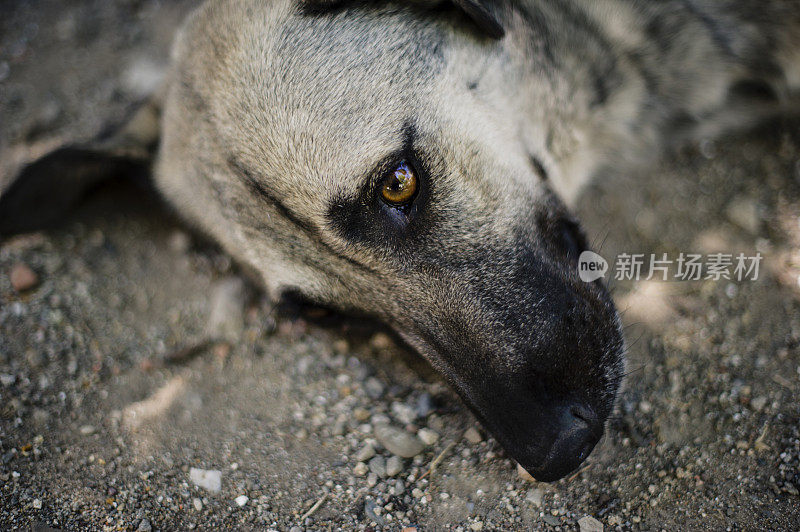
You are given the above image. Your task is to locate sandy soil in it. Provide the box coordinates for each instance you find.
[1,1,799,530]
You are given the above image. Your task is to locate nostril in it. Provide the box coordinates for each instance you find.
[569,404,603,440]
[569,404,595,425]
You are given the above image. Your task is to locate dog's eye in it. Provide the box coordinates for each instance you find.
[380,161,418,206]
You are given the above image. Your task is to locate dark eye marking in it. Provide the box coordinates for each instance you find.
[229,156,384,277]
[228,156,317,235]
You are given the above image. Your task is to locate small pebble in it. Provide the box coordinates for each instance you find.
[235,495,249,507]
[369,455,387,477]
[542,515,560,526]
[392,402,418,425]
[464,427,483,444]
[517,463,535,482]
[354,462,369,476]
[365,498,385,525]
[417,428,439,446]
[9,262,39,292]
[193,498,203,511]
[375,424,425,458]
[189,468,222,493]
[415,393,434,418]
[751,396,768,411]
[364,377,385,399]
[386,455,403,477]
[526,488,543,507]
[370,332,393,350]
[578,515,604,532]
[32,498,42,509]
[137,518,152,532]
[79,425,95,435]
[356,444,376,462]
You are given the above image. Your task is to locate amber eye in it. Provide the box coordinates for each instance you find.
[380,161,419,206]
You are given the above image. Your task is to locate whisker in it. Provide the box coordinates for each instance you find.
[621,364,646,378]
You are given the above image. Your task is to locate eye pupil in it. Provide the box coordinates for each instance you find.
[381,161,418,205]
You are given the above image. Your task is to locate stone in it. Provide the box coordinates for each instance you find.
[526,488,544,507]
[464,427,482,444]
[392,402,418,425]
[235,495,249,507]
[364,377,385,399]
[578,515,604,532]
[368,455,386,477]
[354,462,368,476]
[370,332,393,350]
[751,396,768,412]
[386,456,403,477]
[415,393,434,418]
[9,263,39,292]
[417,428,439,446]
[356,444,376,462]
[375,424,425,458]
[542,515,560,526]
[189,468,222,493]
[517,463,536,482]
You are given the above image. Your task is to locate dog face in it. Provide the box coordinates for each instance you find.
[0,0,626,481]
[153,0,625,481]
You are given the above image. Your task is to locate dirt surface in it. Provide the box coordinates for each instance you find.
[1,1,799,530]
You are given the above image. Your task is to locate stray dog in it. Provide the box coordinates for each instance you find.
[1,0,798,481]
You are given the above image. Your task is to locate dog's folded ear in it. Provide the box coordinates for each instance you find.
[449,0,505,39]
[301,0,505,39]
[0,98,161,239]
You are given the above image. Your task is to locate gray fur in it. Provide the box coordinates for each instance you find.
[2,0,798,481]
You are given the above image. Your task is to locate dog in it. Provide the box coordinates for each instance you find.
[1,0,798,482]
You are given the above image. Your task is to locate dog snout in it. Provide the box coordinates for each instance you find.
[521,402,604,482]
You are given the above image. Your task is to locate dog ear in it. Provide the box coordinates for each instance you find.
[0,98,160,239]
[450,0,505,39]
[300,0,505,39]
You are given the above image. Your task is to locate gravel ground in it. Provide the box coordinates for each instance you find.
[1,1,799,530]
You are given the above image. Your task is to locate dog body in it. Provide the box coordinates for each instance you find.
[2,0,798,481]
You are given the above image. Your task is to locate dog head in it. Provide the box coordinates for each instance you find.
[0,0,625,481]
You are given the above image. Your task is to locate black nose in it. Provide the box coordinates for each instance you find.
[527,403,604,482]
